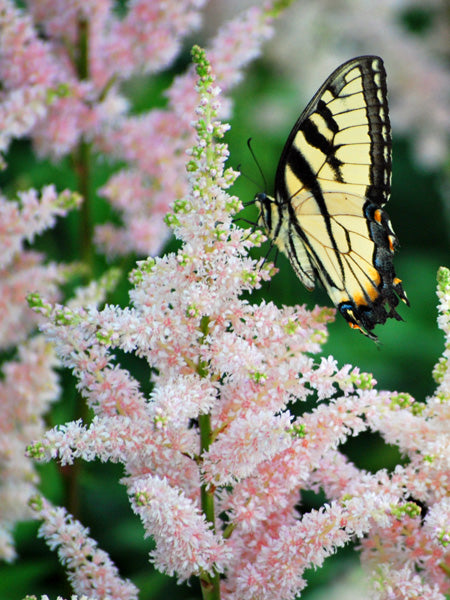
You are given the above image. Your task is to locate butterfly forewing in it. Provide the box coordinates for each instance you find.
[256,56,408,340]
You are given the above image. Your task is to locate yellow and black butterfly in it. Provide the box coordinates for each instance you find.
[255,55,408,340]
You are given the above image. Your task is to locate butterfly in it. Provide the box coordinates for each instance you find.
[254,55,408,340]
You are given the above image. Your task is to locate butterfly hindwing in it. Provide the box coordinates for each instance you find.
[255,56,408,340]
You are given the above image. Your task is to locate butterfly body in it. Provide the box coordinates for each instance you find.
[255,56,408,340]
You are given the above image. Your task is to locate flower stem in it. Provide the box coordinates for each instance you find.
[199,414,215,527]
[64,15,92,518]
[74,16,93,270]
[74,138,93,268]
[199,413,221,599]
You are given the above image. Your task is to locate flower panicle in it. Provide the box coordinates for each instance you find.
[129,476,232,582]
[0,185,81,270]
[4,3,449,600]
[433,267,450,391]
[0,334,60,562]
[29,496,139,600]
[0,0,283,259]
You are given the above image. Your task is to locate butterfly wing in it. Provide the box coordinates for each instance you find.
[272,55,408,340]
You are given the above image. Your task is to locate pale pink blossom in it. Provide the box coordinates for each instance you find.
[223,501,352,600]
[0,177,80,560]
[0,86,48,153]
[370,564,447,600]
[0,185,81,270]
[0,337,60,561]
[102,0,207,84]
[0,0,82,157]
[203,410,294,485]
[31,496,139,600]
[32,414,200,498]
[129,475,232,581]
[20,32,450,600]
[0,0,63,89]
[0,252,62,349]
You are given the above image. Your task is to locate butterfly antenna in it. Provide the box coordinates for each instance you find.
[247,137,268,192]
[236,165,255,187]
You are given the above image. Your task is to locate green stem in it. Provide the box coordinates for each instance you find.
[72,16,93,270]
[64,15,92,517]
[199,571,221,600]
[76,17,89,80]
[198,413,221,600]
[75,138,93,267]
[76,16,93,268]
[199,414,215,526]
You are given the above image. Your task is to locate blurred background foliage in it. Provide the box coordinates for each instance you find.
[0,1,448,599]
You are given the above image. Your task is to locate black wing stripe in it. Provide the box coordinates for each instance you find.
[285,145,354,285]
[300,120,344,182]
[316,100,339,133]
[285,145,323,199]
[301,119,335,157]
[288,216,345,289]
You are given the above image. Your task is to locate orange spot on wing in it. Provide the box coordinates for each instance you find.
[366,284,379,302]
[352,292,367,307]
[353,283,378,306]
[374,209,382,223]
[368,267,381,286]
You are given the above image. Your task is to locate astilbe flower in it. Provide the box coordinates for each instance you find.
[0,186,80,562]
[0,186,81,349]
[356,267,450,600]
[0,0,291,573]
[27,46,330,595]
[29,496,138,600]
[27,47,450,599]
[0,0,289,259]
[0,337,60,562]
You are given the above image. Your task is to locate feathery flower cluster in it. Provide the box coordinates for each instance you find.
[27,49,449,599]
[0,185,80,562]
[29,496,138,600]
[356,267,450,599]
[0,0,284,258]
[0,185,81,349]
[2,1,448,598]
[0,337,60,562]
[0,0,286,576]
